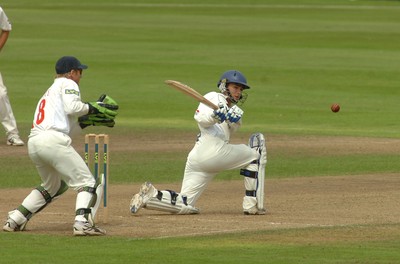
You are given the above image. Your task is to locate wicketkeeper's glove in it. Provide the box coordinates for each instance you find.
[78,114,115,129]
[87,102,118,119]
[226,105,244,123]
[212,103,228,123]
[97,94,119,111]
[87,94,119,119]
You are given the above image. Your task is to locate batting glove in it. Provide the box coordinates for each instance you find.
[226,105,244,123]
[212,103,228,123]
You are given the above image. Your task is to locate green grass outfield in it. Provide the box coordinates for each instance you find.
[0,0,400,263]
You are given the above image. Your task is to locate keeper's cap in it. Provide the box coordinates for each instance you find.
[55,56,88,74]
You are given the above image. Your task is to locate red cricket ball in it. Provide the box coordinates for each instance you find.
[331,103,340,113]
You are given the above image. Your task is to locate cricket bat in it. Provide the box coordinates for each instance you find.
[164,80,218,110]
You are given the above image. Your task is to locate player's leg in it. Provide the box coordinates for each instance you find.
[143,163,213,214]
[3,131,105,235]
[55,142,105,236]
[240,133,267,215]
[0,73,23,146]
[188,137,265,214]
[179,166,216,206]
[178,139,258,207]
[73,181,106,236]
[130,147,213,215]
[189,136,259,173]
[89,173,105,219]
[3,166,68,232]
[3,133,71,231]
[145,188,200,214]
[209,135,266,214]
[130,182,199,215]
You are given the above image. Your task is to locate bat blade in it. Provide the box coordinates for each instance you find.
[164,80,218,110]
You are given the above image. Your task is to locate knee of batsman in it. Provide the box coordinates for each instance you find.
[241,169,258,190]
[0,88,7,97]
[245,190,257,197]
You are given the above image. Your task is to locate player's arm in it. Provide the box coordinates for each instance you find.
[62,84,89,117]
[194,92,227,127]
[0,30,10,51]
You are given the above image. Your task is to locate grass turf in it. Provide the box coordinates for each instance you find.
[1,224,400,263]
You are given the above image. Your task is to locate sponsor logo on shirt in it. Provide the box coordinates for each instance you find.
[65,89,80,96]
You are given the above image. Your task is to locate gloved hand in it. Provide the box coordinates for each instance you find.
[78,114,115,129]
[87,102,118,119]
[226,105,244,123]
[212,103,228,123]
[97,94,119,111]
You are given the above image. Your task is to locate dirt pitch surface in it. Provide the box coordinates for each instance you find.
[0,134,399,238]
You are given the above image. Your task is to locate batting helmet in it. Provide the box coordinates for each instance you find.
[217,70,250,90]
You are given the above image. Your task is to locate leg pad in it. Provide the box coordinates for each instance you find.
[242,133,267,213]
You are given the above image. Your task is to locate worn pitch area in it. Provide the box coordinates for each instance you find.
[0,134,399,238]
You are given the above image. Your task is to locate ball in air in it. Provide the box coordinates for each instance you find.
[331,103,340,113]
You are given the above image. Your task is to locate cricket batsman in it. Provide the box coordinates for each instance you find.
[130,70,267,215]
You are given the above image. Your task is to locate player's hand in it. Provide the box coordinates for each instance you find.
[97,94,119,110]
[226,105,243,123]
[87,102,118,119]
[78,114,115,129]
[212,103,228,123]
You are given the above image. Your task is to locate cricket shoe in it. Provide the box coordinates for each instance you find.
[7,135,24,146]
[243,206,267,215]
[3,216,27,232]
[130,182,158,214]
[73,221,106,236]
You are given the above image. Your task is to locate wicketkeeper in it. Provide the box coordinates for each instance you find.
[3,56,119,236]
[130,70,267,215]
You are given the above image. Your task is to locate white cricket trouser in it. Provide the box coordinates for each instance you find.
[0,73,19,137]
[181,134,259,206]
[20,130,96,217]
[28,130,95,194]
